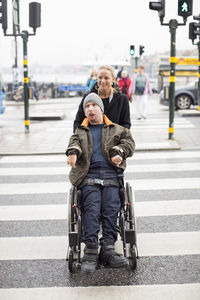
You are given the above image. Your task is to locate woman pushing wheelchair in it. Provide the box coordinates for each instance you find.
[66,93,135,273]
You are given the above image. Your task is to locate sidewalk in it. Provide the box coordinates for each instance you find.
[0,95,198,156]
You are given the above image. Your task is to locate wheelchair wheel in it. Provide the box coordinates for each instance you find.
[68,249,74,272]
[125,182,138,270]
[67,186,82,272]
[68,186,75,233]
[130,245,137,270]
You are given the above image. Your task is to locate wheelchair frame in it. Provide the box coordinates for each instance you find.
[66,181,139,272]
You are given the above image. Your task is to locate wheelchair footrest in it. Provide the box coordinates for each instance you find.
[125,229,136,244]
[69,232,78,247]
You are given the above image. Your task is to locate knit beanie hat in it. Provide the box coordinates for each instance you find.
[83,93,104,113]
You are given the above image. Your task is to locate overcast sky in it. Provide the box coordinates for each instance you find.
[0,0,199,68]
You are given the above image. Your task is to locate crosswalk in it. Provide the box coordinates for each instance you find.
[0,151,200,299]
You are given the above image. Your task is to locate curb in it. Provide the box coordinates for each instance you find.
[30,113,66,121]
[177,110,200,117]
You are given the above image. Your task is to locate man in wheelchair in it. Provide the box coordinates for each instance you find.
[66,93,135,273]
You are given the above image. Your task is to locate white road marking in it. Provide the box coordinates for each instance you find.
[0,284,200,300]
[0,232,200,260]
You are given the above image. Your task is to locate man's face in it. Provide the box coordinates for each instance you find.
[85,101,103,124]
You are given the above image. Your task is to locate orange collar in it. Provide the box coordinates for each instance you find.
[81,114,113,127]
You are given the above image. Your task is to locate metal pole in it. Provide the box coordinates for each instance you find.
[168,19,178,140]
[135,57,139,73]
[14,36,18,68]
[21,30,29,133]
[198,40,200,111]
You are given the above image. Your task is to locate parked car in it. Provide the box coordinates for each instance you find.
[160,82,198,110]
[0,90,6,114]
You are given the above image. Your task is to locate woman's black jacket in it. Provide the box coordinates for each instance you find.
[73,88,131,132]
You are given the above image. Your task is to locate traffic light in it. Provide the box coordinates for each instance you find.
[189,22,200,41]
[29,2,41,33]
[0,0,7,34]
[178,0,193,18]
[189,22,196,41]
[130,45,135,56]
[149,0,165,20]
[139,45,145,56]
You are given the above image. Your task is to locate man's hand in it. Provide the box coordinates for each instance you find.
[111,155,122,167]
[67,155,77,168]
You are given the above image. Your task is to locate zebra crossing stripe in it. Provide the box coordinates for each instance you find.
[1,162,200,175]
[0,199,199,221]
[1,178,199,194]
[0,284,200,300]
[0,232,200,260]
[1,151,200,163]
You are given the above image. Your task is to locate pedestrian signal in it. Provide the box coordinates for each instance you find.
[130,45,135,56]
[178,0,193,18]
[0,0,7,34]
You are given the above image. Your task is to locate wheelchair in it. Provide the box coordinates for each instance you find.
[66,181,138,272]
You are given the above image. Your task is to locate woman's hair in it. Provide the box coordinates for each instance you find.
[89,69,97,80]
[96,65,118,94]
[98,65,115,80]
[138,65,144,70]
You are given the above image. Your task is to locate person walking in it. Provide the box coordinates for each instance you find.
[116,66,124,81]
[129,65,152,119]
[85,69,98,92]
[74,65,131,132]
[118,70,131,101]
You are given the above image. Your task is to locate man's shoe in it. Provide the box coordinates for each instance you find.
[81,242,98,273]
[99,239,129,268]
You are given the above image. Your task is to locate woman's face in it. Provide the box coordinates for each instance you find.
[138,67,144,75]
[97,69,114,93]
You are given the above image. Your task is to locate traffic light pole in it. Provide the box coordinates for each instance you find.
[198,40,200,110]
[1,1,41,133]
[135,57,139,73]
[161,19,186,140]
[190,15,200,111]
[21,30,29,133]
[168,19,178,140]
[149,0,191,140]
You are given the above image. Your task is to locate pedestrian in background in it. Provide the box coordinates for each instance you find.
[129,65,152,120]
[85,69,97,92]
[74,65,131,131]
[118,70,131,101]
[116,66,124,81]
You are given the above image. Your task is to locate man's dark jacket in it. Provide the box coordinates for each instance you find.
[73,85,131,132]
[67,115,135,187]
